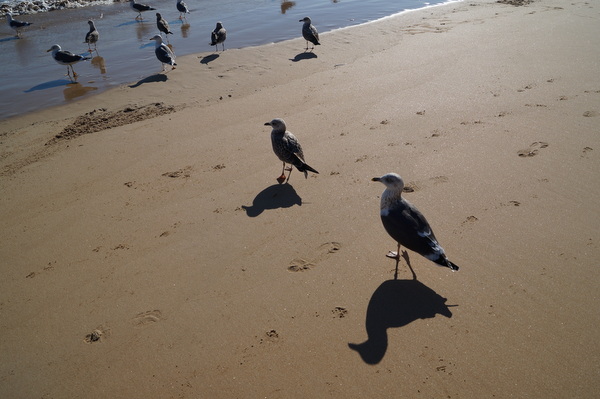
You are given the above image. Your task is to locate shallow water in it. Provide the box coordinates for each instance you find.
[0,0,453,120]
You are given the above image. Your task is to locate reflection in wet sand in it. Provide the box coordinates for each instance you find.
[181,22,190,38]
[135,20,153,42]
[90,56,106,74]
[14,37,36,67]
[63,82,98,101]
[281,1,296,14]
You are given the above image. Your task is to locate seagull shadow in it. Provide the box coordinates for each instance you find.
[348,256,455,365]
[0,36,20,43]
[139,42,155,49]
[200,53,220,64]
[290,52,318,62]
[24,79,73,93]
[115,20,144,28]
[242,183,302,217]
[129,73,168,88]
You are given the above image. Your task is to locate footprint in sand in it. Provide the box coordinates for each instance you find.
[332,306,348,319]
[402,176,448,194]
[454,215,478,235]
[518,142,549,157]
[287,258,316,272]
[581,147,593,158]
[517,84,533,92]
[403,182,418,193]
[265,329,280,342]
[84,326,110,344]
[287,242,342,272]
[162,166,192,178]
[132,310,163,326]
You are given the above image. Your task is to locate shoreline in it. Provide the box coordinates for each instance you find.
[1,0,599,398]
[0,0,455,120]
[0,0,463,130]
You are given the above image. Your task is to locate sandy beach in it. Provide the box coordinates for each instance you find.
[1,0,599,397]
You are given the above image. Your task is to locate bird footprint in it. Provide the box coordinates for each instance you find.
[518,141,548,157]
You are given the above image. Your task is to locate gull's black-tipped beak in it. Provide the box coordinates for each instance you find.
[371,177,381,182]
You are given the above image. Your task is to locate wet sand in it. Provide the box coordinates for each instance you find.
[1,0,599,398]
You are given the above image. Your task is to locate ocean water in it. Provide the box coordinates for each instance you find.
[0,0,455,120]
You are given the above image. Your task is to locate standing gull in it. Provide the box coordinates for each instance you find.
[150,35,176,72]
[299,16,320,51]
[210,22,226,52]
[84,20,99,53]
[176,0,190,20]
[156,13,173,41]
[264,118,319,183]
[6,13,33,38]
[130,0,156,20]
[372,173,459,271]
[47,44,91,79]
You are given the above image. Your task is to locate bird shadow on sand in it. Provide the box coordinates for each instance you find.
[129,74,168,88]
[138,42,155,50]
[290,52,318,62]
[24,79,73,93]
[348,253,455,365]
[242,183,302,217]
[115,20,145,28]
[0,36,19,43]
[200,54,220,64]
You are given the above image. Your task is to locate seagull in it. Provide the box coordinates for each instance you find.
[156,13,173,41]
[47,44,91,79]
[176,0,190,20]
[6,13,33,38]
[210,22,226,52]
[149,35,176,72]
[264,118,319,183]
[372,173,459,271]
[299,16,320,51]
[130,0,156,20]
[84,20,99,52]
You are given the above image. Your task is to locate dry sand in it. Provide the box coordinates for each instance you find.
[1,0,599,397]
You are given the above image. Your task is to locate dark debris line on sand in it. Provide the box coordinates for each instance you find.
[47,102,177,145]
[496,0,534,6]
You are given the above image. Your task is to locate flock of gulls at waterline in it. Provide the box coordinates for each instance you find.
[4,0,322,80]
[5,3,460,277]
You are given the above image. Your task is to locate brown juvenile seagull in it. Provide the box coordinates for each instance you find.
[84,20,99,52]
[372,173,459,271]
[156,13,173,42]
[264,118,319,183]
